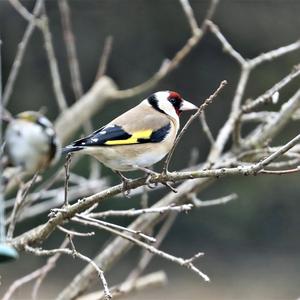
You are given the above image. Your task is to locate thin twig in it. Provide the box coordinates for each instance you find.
[179,0,200,36]
[64,153,72,206]
[200,112,215,145]
[206,20,245,65]
[190,193,238,207]
[163,80,227,173]
[57,225,95,237]
[203,0,219,22]
[39,6,68,111]
[6,172,40,239]
[249,40,300,68]
[58,0,83,99]
[3,0,44,106]
[75,214,156,243]
[242,64,300,113]
[241,111,278,123]
[260,167,300,175]
[87,204,193,218]
[96,36,114,80]
[8,0,36,23]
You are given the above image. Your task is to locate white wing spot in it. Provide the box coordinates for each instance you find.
[100,131,106,135]
[91,138,98,142]
[82,142,86,145]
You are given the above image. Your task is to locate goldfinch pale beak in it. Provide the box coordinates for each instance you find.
[180,99,198,111]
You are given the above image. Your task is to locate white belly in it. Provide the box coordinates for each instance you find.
[87,144,169,171]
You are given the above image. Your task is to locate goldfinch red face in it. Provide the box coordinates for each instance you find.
[147,91,198,119]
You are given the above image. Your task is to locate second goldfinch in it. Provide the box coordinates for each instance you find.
[5,111,60,174]
[63,91,197,174]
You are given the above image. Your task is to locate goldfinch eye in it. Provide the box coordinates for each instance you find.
[167,92,183,109]
[168,97,182,110]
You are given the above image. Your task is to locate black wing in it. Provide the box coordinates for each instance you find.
[63,123,171,154]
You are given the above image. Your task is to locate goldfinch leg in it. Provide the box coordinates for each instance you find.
[115,171,131,198]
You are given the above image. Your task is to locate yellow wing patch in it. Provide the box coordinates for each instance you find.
[105,129,152,145]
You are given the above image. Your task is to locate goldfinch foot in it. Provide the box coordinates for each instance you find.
[145,174,158,189]
[143,172,177,192]
[142,168,177,193]
[134,166,176,192]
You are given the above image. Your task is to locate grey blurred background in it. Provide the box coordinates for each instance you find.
[1,0,300,299]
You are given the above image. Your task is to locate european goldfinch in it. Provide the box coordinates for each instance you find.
[4,111,60,174]
[63,91,197,177]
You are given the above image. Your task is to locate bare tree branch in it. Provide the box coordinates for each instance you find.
[242,65,300,114]
[58,0,83,99]
[3,0,44,106]
[38,7,68,111]
[206,21,300,162]
[74,214,156,243]
[200,112,215,145]
[95,36,114,80]
[87,204,193,218]
[190,193,238,207]
[206,20,245,65]
[8,0,36,23]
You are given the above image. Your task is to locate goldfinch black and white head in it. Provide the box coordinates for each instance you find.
[147,91,198,119]
[63,91,197,172]
[5,111,60,173]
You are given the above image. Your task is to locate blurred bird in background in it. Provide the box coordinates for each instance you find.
[63,91,197,186]
[3,111,60,178]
